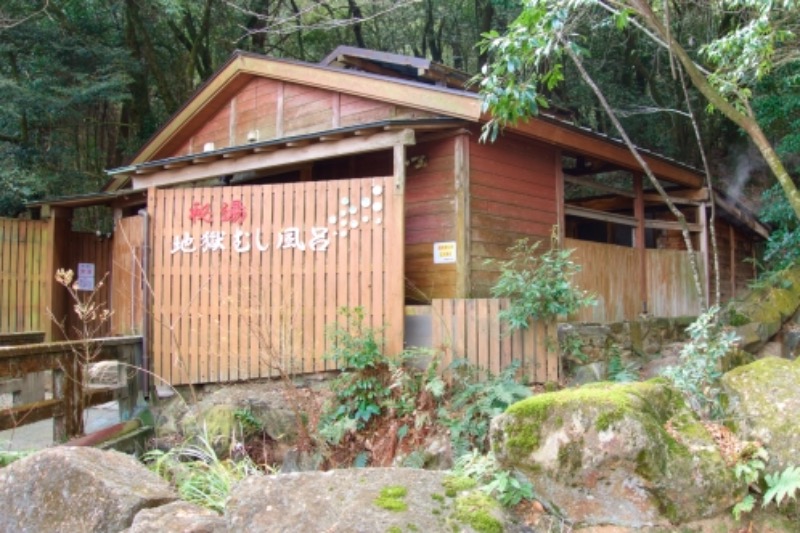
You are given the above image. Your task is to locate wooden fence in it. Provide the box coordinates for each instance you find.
[150,177,403,385]
[0,219,50,334]
[111,216,145,335]
[430,299,558,383]
[0,336,142,440]
[567,238,702,322]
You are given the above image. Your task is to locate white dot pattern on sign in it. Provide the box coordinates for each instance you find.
[350,220,358,229]
[375,217,382,224]
[340,230,348,238]
[373,185,383,196]
[349,206,357,215]
[372,202,383,212]
[362,216,369,223]
[361,197,371,207]
[341,197,350,205]
[328,216,337,224]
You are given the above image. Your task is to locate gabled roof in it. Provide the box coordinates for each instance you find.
[115,48,707,190]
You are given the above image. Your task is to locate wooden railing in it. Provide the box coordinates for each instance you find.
[0,336,143,441]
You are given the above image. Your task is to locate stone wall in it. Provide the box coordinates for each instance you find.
[558,316,695,384]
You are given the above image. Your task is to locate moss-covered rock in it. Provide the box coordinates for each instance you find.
[725,266,800,353]
[721,357,800,472]
[491,380,743,528]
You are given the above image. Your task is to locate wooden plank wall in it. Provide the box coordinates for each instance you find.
[431,299,557,384]
[170,78,435,158]
[0,218,49,334]
[62,233,113,339]
[646,248,703,317]
[566,238,701,322]
[405,138,458,302]
[567,239,641,322]
[151,178,402,385]
[469,132,558,296]
[111,216,145,335]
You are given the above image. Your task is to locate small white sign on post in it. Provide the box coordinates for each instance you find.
[433,241,457,264]
[77,263,95,291]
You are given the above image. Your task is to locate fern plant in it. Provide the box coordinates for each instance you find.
[763,465,800,508]
[442,360,531,456]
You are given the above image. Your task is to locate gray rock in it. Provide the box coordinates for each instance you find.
[721,357,800,471]
[127,501,225,533]
[569,362,607,386]
[225,467,522,532]
[0,446,177,533]
[491,380,742,528]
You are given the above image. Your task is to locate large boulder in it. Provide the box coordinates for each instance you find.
[721,357,800,471]
[226,467,525,532]
[726,266,800,352]
[491,380,742,528]
[0,447,177,533]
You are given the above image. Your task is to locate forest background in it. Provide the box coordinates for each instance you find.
[0,0,798,266]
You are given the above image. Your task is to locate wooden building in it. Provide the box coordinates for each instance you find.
[14,47,767,385]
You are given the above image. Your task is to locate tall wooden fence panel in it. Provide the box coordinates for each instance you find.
[431,299,557,384]
[646,248,702,317]
[151,178,403,385]
[0,218,49,334]
[566,238,701,322]
[111,216,145,335]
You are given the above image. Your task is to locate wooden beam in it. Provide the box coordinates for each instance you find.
[507,117,704,188]
[566,205,703,232]
[564,174,635,198]
[566,206,638,227]
[132,129,416,189]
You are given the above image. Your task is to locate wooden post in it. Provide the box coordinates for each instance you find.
[554,150,565,244]
[45,207,72,341]
[52,362,66,442]
[454,133,471,298]
[698,203,710,306]
[633,175,647,314]
[387,143,407,355]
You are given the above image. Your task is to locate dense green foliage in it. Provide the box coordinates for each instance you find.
[1,1,798,263]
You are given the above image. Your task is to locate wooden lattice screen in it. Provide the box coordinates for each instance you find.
[150,178,403,385]
[0,218,49,334]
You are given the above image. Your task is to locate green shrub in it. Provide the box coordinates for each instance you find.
[321,307,393,440]
[661,306,738,419]
[488,233,596,330]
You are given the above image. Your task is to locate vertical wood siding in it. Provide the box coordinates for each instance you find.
[0,219,49,334]
[431,298,557,383]
[150,178,402,385]
[168,78,436,158]
[566,238,702,322]
[63,233,113,339]
[111,216,145,335]
[405,138,458,301]
[469,133,558,296]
